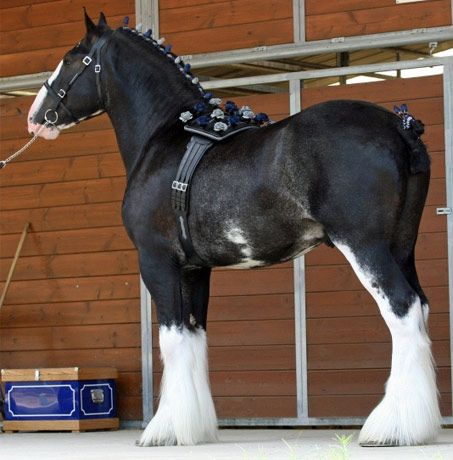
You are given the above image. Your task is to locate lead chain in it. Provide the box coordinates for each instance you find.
[0,122,54,170]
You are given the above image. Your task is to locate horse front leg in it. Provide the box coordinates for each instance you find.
[136,252,217,446]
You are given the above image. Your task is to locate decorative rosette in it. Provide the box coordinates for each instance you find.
[179,97,271,134]
[394,104,414,130]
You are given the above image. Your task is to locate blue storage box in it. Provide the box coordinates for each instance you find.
[1,367,119,432]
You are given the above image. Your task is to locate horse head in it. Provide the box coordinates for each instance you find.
[28,11,110,140]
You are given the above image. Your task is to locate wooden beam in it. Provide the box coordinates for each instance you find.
[0,222,30,309]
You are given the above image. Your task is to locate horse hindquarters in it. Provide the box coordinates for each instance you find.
[136,253,217,446]
[334,241,441,446]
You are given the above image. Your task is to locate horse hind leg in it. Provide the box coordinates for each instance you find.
[334,241,442,446]
[391,171,430,327]
[393,250,430,327]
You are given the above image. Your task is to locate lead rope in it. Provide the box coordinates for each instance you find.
[0,121,54,170]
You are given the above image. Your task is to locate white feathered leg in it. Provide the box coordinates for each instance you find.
[336,243,442,446]
[138,325,218,446]
[359,299,441,446]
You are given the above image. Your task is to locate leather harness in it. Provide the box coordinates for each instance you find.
[43,34,110,125]
[171,125,257,264]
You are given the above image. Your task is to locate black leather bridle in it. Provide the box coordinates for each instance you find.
[43,33,111,125]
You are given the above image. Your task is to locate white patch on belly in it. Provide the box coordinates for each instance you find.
[294,244,318,258]
[227,258,265,269]
[302,225,324,240]
[225,224,264,269]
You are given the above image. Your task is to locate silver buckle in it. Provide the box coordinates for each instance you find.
[57,89,66,98]
[172,181,188,192]
[82,56,92,66]
[94,64,101,73]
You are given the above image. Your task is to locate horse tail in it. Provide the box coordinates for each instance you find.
[394,104,431,175]
[390,106,431,274]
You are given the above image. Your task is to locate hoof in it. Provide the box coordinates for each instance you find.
[359,440,400,447]
[136,437,176,447]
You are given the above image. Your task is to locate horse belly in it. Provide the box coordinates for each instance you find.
[222,218,325,269]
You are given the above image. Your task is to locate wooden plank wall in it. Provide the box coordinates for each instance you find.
[0,1,135,77]
[301,75,451,417]
[305,0,452,41]
[0,93,297,420]
[159,0,293,55]
[0,99,143,420]
[1,0,452,80]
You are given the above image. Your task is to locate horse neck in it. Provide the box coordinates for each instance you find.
[103,33,202,176]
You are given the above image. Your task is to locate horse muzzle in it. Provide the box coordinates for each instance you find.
[27,85,61,140]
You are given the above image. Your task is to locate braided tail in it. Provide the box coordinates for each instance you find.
[394,104,430,175]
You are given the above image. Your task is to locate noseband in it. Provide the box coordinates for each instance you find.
[43,33,111,125]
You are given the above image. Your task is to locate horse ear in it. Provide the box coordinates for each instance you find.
[98,12,108,30]
[83,8,97,35]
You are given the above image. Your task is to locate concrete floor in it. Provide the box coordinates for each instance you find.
[1,428,452,460]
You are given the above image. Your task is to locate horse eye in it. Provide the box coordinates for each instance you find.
[63,57,71,66]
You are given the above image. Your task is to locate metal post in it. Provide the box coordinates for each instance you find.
[135,0,158,428]
[337,52,349,84]
[135,0,159,37]
[140,277,154,426]
[289,79,308,421]
[443,59,453,415]
[293,0,306,43]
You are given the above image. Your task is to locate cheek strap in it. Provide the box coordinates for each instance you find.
[42,33,111,125]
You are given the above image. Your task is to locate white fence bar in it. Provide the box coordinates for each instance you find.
[186,26,453,69]
[201,56,452,90]
[443,60,453,415]
[289,78,309,421]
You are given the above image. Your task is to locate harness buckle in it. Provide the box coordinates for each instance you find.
[82,56,92,66]
[172,181,188,192]
[57,89,66,98]
[94,64,101,73]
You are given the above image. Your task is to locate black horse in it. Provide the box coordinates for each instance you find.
[27,13,441,447]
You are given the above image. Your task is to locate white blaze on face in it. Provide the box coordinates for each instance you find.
[27,61,63,140]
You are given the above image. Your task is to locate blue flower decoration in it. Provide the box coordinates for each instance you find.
[194,102,206,113]
[254,112,269,124]
[203,92,213,100]
[229,115,240,126]
[225,101,238,113]
[196,115,210,126]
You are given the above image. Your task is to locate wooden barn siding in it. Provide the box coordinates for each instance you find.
[305,0,452,41]
[0,1,135,78]
[158,0,293,55]
[301,75,451,417]
[0,0,294,77]
[2,1,452,79]
[0,92,297,419]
